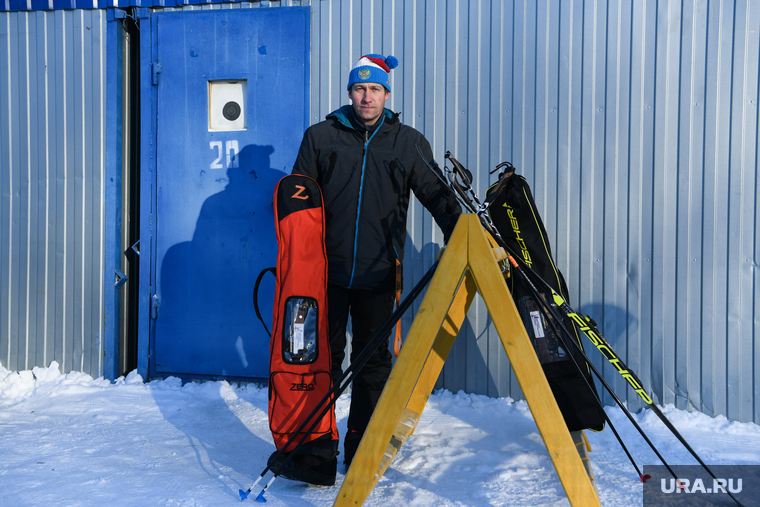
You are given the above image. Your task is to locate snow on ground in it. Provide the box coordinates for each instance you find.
[1,361,758,506]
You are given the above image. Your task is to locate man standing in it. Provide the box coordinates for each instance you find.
[280,54,461,485]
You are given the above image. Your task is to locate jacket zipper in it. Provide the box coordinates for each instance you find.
[348,115,386,288]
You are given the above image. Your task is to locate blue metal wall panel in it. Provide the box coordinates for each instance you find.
[0,9,107,377]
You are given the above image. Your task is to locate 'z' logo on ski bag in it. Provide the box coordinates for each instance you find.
[292,185,309,200]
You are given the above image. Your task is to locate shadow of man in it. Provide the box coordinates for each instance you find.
[153,145,284,497]
[157,144,282,381]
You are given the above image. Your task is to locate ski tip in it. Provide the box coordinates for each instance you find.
[239,489,250,501]
[255,491,267,503]
[640,474,652,483]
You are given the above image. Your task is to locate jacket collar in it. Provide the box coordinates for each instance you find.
[328,105,399,132]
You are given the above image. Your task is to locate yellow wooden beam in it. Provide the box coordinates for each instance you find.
[333,214,600,507]
[335,217,470,506]
[466,216,600,506]
[361,271,479,491]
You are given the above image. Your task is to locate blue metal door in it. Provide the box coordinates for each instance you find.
[150,7,308,380]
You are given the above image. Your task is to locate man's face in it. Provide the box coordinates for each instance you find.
[348,83,390,126]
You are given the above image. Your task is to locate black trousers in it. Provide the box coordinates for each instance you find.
[327,284,395,435]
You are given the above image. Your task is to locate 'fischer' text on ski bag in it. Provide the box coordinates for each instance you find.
[268,174,338,452]
[486,169,606,433]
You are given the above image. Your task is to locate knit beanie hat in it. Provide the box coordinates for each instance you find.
[347,54,399,92]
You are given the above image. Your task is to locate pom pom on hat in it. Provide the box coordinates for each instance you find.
[347,54,399,91]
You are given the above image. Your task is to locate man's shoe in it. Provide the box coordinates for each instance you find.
[268,451,337,486]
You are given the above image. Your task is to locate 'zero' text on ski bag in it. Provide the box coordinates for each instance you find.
[268,174,338,452]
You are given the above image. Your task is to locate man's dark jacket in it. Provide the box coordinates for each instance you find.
[292,105,461,291]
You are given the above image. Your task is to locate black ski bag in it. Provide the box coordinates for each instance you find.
[486,166,605,432]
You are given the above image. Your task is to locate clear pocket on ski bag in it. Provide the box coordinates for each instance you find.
[282,296,319,364]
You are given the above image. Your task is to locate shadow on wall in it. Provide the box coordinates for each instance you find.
[577,303,633,349]
[577,302,641,409]
[437,307,496,396]
[158,144,284,381]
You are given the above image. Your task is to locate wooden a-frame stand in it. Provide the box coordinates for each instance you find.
[334,214,601,507]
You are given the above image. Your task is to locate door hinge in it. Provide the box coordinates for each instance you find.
[152,62,162,86]
[151,294,161,320]
[114,268,128,288]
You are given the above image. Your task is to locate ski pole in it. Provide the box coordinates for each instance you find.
[240,259,440,502]
[480,197,740,502]
[437,152,744,507]
[434,153,652,481]
[505,255,660,483]
[536,277,744,506]
[477,184,743,505]
[545,293,745,507]
[502,239,744,505]
[447,163,653,481]
[246,259,439,502]
[484,200,740,503]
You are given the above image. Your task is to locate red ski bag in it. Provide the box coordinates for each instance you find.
[268,174,337,452]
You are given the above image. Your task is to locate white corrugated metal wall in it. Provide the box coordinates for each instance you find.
[307,0,759,423]
[0,9,108,376]
[2,0,758,423]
